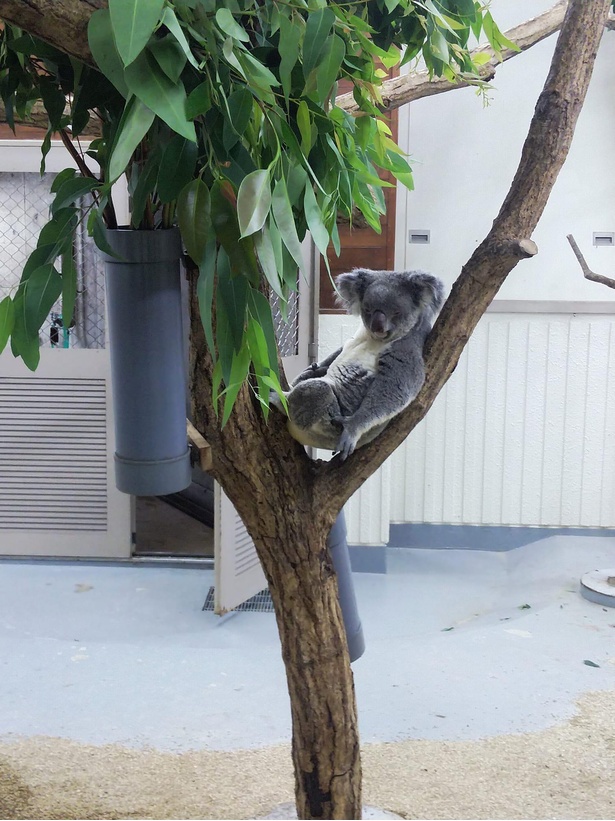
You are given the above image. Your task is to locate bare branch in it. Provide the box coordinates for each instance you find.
[336,1,570,115]
[567,233,615,290]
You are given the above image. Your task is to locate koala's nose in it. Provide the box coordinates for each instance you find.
[370,310,388,336]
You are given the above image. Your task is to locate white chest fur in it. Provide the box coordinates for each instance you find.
[326,325,385,381]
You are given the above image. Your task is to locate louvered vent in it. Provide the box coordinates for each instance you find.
[0,377,108,531]
[234,514,260,576]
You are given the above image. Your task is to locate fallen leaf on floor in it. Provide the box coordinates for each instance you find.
[583,659,600,668]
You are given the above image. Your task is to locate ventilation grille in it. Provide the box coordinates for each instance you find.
[202,587,273,612]
[234,513,261,576]
[0,377,108,531]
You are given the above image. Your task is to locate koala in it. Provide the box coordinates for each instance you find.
[276,267,445,459]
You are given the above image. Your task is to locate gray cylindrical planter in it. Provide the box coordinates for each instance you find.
[102,228,191,496]
[327,511,365,662]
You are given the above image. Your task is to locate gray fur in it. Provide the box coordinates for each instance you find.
[277,268,445,459]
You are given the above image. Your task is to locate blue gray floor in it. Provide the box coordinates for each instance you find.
[1,534,614,751]
[1,534,615,819]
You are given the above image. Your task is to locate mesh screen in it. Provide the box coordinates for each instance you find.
[0,172,106,350]
[0,172,301,357]
[271,285,299,357]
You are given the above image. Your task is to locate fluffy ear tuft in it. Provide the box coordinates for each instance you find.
[404,271,445,314]
[335,268,377,315]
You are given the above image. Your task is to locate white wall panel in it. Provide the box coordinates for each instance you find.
[320,311,615,543]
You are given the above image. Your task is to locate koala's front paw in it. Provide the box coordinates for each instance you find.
[269,389,286,414]
[334,418,359,460]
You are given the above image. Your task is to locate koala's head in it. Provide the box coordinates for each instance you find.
[335,268,445,341]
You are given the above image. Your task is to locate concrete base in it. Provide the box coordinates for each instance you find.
[580,568,615,608]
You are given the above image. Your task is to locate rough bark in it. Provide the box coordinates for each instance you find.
[187,267,361,818]
[0,0,104,64]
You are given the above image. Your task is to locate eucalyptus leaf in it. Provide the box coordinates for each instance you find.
[303,184,329,257]
[254,225,285,299]
[278,15,302,102]
[221,345,251,427]
[130,146,161,228]
[0,296,15,356]
[61,251,77,330]
[216,246,248,353]
[10,295,40,371]
[22,245,58,282]
[124,50,196,142]
[157,135,198,203]
[51,177,99,215]
[161,7,200,69]
[227,88,253,137]
[210,180,260,285]
[315,35,346,101]
[39,77,66,130]
[109,0,165,67]
[237,169,271,238]
[177,178,212,266]
[303,8,336,79]
[150,35,186,83]
[88,9,129,98]
[197,239,217,356]
[91,211,124,260]
[248,288,280,378]
[37,208,78,254]
[215,8,250,43]
[271,177,304,273]
[108,96,155,184]
[23,264,62,337]
[186,82,211,120]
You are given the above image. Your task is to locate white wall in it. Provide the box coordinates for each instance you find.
[396,0,615,301]
[325,1,615,544]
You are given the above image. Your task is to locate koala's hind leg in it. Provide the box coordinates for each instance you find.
[286,380,342,450]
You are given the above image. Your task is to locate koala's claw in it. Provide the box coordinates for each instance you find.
[336,427,357,461]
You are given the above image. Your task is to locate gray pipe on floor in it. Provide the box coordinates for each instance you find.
[327,511,365,662]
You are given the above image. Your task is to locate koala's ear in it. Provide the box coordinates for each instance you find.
[335,268,376,315]
[405,271,445,314]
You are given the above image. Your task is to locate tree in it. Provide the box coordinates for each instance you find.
[0,1,611,817]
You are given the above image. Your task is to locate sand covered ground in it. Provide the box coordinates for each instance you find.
[1,690,614,820]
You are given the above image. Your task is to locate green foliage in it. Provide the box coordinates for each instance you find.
[0,0,509,414]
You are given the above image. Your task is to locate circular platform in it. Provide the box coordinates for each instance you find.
[580,568,615,608]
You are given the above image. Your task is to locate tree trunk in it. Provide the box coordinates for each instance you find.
[186,262,362,818]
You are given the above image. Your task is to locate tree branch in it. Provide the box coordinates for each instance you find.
[316,0,612,513]
[336,0,571,115]
[0,0,605,127]
[0,0,104,65]
[567,233,615,290]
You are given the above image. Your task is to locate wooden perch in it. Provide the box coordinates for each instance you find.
[566,233,615,290]
[187,419,212,472]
